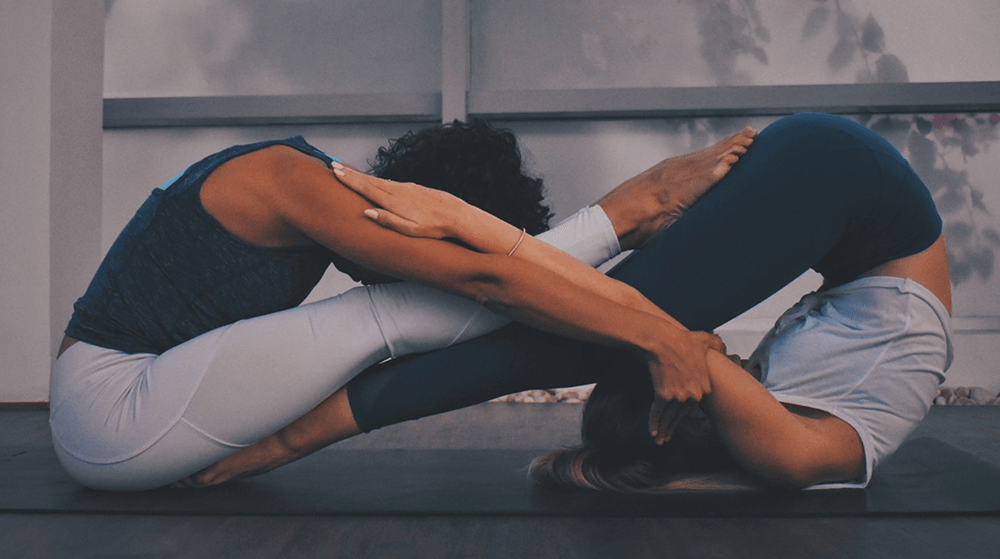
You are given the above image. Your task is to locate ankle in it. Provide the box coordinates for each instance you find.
[598,195,643,251]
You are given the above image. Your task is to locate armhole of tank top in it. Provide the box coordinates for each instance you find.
[285,137,341,166]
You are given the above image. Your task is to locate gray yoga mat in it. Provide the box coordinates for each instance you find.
[3,437,1000,517]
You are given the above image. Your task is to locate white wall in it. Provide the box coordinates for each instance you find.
[0,2,53,402]
[50,0,105,390]
[0,0,103,403]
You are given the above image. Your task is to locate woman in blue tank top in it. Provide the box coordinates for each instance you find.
[52,119,754,490]
[176,114,952,491]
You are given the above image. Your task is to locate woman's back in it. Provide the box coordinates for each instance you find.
[65,137,337,355]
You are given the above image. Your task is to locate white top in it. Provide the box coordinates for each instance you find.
[749,276,954,488]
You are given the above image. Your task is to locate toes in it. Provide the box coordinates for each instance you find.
[733,127,757,145]
[723,130,755,149]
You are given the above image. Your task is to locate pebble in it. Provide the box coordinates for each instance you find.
[490,386,594,404]
[934,387,1000,406]
[493,386,1000,406]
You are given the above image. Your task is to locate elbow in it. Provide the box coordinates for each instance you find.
[755,456,836,490]
[454,255,540,318]
[462,257,516,310]
[470,277,516,316]
[757,440,864,490]
[765,466,819,490]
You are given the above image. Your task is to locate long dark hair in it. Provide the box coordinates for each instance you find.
[529,369,738,492]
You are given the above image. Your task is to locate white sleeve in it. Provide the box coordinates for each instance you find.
[366,205,621,357]
[534,204,621,268]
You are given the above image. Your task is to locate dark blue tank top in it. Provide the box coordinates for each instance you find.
[66,136,340,355]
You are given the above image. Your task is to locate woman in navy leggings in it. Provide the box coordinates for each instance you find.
[181,113,952,489]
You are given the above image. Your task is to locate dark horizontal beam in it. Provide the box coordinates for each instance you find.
[103,92,442,128]
[103,82,1000,128]
[469,82,1000,120]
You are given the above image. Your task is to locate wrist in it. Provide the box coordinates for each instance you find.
[460,205,528,255]
[628,316,684,363]
[450,205,492,249]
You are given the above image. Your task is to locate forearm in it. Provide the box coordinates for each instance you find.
[473,253,685,361]
[369,206,624,356]
[368,193,702,375]
[327,161,683,332]
[297,163,706,390]
[452,203,683,328]
[363,239,702,403]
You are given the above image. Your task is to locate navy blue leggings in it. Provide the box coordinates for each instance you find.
[346,113,942,433]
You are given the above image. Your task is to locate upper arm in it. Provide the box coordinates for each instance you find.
[703,352,865,489]
[267,148,503,299]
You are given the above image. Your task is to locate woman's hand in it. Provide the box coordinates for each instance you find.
[331,162,464,240]
[332,161,525,255]
[646,330,724,445]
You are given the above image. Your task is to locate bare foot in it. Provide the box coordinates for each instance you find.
[171,436,293,488]
[171,389,360,489]
[598,126,757,250]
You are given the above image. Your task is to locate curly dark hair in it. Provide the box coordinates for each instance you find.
[370,119,553,235]
[335,119,553,284]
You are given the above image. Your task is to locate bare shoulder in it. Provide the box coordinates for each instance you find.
[200,144,329,247]
[262,144,332,180]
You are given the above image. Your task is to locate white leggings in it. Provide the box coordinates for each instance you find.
[49,206,620,490]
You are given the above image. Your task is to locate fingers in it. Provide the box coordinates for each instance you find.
[654,402,678,445]
[648,398,670,440]
[649,398,698,445]
[331,162,395,205]
[692,331,725,353]
[331,161,375,197]
[363,208,420,236]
